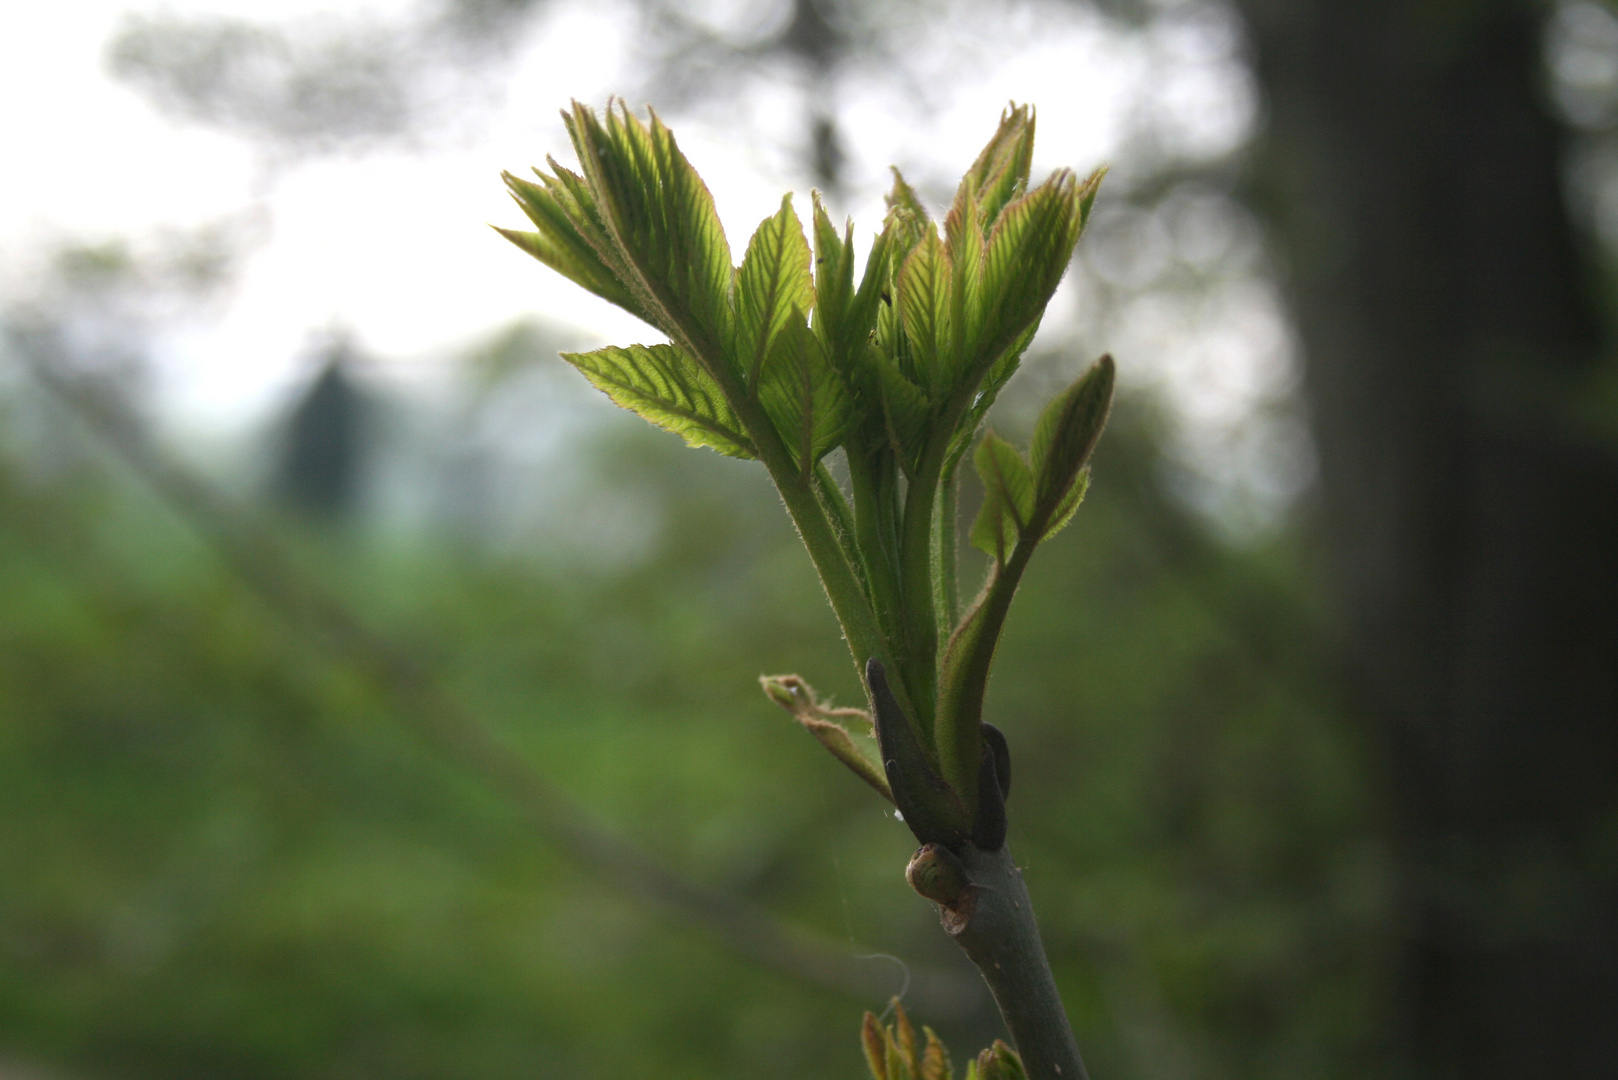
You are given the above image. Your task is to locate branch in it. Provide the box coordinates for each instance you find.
[936,843,1089,1080]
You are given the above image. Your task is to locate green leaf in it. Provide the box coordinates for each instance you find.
[561,343,755,458]
[1040,467,1090,543]
[1030,353,1114,512]
[969,430,1034,562]
[871,348,932,472]
[757,318,852,475]
[809,192,854,360]
[563,100,734,364]
[944,317,1040,475]
[952,102,1036,233]
[943,177,986,383]
[735,194,813,387]
[812,193,892,385]
[498,170,647,321]
[849,225,894,359]
[896,229,953,394]
[885,166,931,224]
[880,169,933,277]
[973,169,1088,380]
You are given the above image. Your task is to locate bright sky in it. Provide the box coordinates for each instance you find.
[0,0,1297,525]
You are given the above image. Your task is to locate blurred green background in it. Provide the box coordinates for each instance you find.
[2,2,1615,1080]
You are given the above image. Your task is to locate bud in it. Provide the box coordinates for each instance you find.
[921,1027,953,1080]
[759,673,803,710]
[906,843,971,907]
[974,1041,1029,1080]
[761,673,892,804]
[867,659,970,848]
[862,1012,889,1080]
[1030,354,1114,513]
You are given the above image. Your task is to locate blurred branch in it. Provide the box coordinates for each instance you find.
[10,339,977,1017]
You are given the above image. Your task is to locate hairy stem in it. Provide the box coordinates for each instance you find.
[896,436,949,736]
[733,394,922,721]
[814,462,867,591]
[935,522,1041,806]
[933,462,960,643]
[848,446,906,647]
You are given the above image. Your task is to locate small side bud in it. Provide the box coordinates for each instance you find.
[760,674,802,709]
[906,843,970,907]
[761,673,893,804]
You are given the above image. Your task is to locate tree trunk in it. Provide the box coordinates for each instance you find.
[1236,1,1618,1075]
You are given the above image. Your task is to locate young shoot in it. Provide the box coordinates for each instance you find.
[499,99,1113,1080]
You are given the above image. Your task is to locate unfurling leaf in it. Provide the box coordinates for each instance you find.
[896,229,953,394]
[970,165,1102,384]
[894,999,919,1073]
[563,101,734,363]
[971,1041,1029,1080]
[921,1028,954,1080]
[885,167,932,228]
[1031,353,1113,513]
[759,674,892,803]
[969,431,1035,562]
[862,1013,891,1080]
[498,169,644,319]
[943,318,1040,474]
[736,194,813,386]
[756,319,852,475]
[872,349,933,472]
[940,172,987,395]
[952,102,1037,235]
[812,192,891,381]
[561,344,754,458]
[1040,467,1090,543]
[861,1002,1014,1080]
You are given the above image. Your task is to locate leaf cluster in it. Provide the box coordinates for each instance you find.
[861,999,1028,1080]
[499,100,1113,851]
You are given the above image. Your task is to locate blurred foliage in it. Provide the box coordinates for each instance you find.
[0,344,1390,1079]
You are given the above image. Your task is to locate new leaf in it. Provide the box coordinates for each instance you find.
[564,101,735,367]
[969,431,1035,562]
[756,320,853,477]
[561,344,755,458]
[736,195,813,388]
[1030,352,1114,514]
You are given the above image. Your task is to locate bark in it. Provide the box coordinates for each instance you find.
[1236,1,1618,1075]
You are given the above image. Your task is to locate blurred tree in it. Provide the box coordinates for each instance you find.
[275,343,370,522]
[1236,1,1618,1076]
